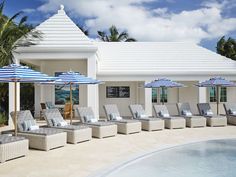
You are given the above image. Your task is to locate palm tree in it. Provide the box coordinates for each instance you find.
[0,0,40,125]
[0,1,40,65]
[97,25,136,42]
[216,36,236,60]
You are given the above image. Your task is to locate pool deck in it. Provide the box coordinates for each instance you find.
[1,126,236,177]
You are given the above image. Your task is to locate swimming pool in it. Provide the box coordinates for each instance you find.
[97,139,236,177]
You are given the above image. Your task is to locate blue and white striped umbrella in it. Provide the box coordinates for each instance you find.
[53,71,101,124]
[0,64,56,82]
[145,78,185,104]
[0,64,56,136]
[145,78,184,88]
[55,71,101,85]
[196,77,236,87]
[196,77,236,115]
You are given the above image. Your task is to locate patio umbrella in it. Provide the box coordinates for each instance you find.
[145,78,185,105]
[0,64,56,136]
[196,77,236,115]
[54,71,101,124]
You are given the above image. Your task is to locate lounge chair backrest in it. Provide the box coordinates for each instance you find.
[76,107,95,123]
[177,103,192,116]
[129,104,146,118]
[46,101,55,109]
[43,109,64,127]
[153,105,169,117]
[10,110,35,132]
[197,103,211,116]
[223,103,236,115]
[103,104,121,120]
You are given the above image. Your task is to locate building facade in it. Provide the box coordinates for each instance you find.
[7,6,236,128]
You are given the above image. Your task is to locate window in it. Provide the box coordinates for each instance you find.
[152,88,157,103]
[106,86,130,98]
[152,88,168,103]
[209,87,227,102]
[220,87,227,102]
[209,87,216,102]
[160,88,168,103]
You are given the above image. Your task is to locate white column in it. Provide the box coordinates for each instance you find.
[198,86,207,103]
[87,55,99,118]
[144,81,152,116]
[8,59,20,128]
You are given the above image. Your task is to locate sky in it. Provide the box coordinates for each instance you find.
[4,0,236,51]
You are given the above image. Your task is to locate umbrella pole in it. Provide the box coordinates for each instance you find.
[14,81,17,136]
[216,86,219,115]
[70,82,72,125]
[162,87,164,105]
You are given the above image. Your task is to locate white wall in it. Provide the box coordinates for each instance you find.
[99,81,144,118]
[35,59,87,117]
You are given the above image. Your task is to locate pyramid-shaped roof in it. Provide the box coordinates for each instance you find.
[21,5,96,51]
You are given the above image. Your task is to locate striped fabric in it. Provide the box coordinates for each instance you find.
[0,64,55,82]
[196,77,236,87]
[55,71,101,85]
[145,78,184,88]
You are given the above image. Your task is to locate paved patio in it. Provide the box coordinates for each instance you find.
[1,126,236,177]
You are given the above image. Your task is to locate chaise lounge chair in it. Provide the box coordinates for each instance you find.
[0,134,28,163]
[129,104,164,131]
[197,103,227,127]
[103,104,141,134]
[11,110,67,151]
[43,109,92,144]
[76,107,117,138]
[177,102,206,128]
[223,103,236,125]
[153,105,185,129]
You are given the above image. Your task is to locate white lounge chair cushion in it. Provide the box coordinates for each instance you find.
[229,109,236,115]
[159,111,170,118]
[58,121,68,127]
[22,119,37,131]
[182,110,192,117]
[203,109,213,117]
[52,118,61,126]
[110,113,122,120]
[89,118,98,123]
[114,116,123,120]
[135,111,147,119]
[29,125,39,131]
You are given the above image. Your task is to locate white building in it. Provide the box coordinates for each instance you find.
[9,6,236,127]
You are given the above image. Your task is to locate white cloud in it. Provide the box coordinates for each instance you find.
[36,0,236,43]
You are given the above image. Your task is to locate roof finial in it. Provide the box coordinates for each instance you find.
[58,4,65,14]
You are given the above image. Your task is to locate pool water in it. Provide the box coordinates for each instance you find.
[99,139,236,177]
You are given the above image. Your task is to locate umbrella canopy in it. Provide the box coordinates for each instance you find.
[145,78,184,88]
[56,71,101,85]
[0,64,56,136]
[0,64,55,82]
[145,78,185,104]
[196,77,236,87]
[54,71,101,124]
[196,77,236,115]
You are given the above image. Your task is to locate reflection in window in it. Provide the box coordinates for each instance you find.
[209,87,216,102]
[160,87,168,103]
[152,88,157,103]
[220,87,227,102]
[209,87,227,102]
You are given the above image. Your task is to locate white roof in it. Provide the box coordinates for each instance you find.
[19,5,96,52]
[95,42,236,75]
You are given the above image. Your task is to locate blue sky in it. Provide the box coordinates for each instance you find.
[4,0,236,51]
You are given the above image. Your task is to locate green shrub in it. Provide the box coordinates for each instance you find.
[0,113,7,125]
